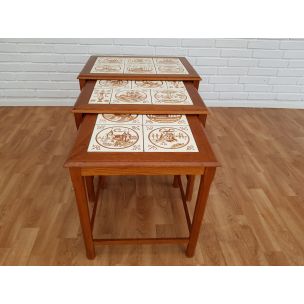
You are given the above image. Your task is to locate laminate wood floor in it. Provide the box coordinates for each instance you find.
[0,107,303,265]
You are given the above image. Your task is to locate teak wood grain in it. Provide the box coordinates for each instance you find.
[1,107,304,265]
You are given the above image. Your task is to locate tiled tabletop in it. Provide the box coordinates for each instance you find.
[88,114,198,153]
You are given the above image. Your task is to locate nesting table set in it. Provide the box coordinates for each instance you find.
[65,56,219,259]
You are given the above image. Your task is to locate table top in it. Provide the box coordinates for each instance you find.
[64,114,219,169]
[73,80,208,115]
[78,56,201,81]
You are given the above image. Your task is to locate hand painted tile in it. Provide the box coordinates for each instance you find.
[143,125,198,152]
[95,80,131,89]
[111,88,152,104]
[132,80,167,89]
[96,57,125,64]
[166,81,186,89]
[126,57,153,64]
[88,124,143,152]
[143,114,188,126]
[96,113,143,125]
[91,64,124,74]
[124,64,156,74]
[155,64,188,74]
[151,88,193,105]
[88,89,112,104]
[153,57,182,65]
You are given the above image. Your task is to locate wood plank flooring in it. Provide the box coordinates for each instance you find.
[0,107,303,265]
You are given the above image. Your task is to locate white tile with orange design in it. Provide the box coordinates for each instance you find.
[96,113,143,125]
[150,88,193,105]
[110,88,152,104]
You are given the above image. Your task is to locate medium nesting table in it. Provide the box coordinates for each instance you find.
[65,114,219,259]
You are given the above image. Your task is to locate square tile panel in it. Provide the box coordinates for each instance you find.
[132,80,167,89]
[96,113,143,125]
[88,89,112,104]
[90,57,189,74]
[150,88,192,105]
[143,125,198,152]
[166,81,185,89]
[110,88,152,104]
[143,114,188,126]
[88,114,198,153]
[88,124,144,152]
[94,80,131,89]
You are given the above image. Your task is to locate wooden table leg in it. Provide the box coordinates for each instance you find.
[186,167,216,257]
[74,113,83,129]
[69,168,96,259]
[173,175,179,188]
[199,114,207,127]
[85,176,96,203]
[186,175,195,201]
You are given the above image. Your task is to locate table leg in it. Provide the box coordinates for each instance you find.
[79,79,86,90]
[69,168,95,259]
[186,167,216,257]
[85,176,96,203]
[173,175,179,188]
[186,175,195,201]
[199,114,207,127]
[74,113,83,129]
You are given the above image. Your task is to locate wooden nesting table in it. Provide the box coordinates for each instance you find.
[65,114,219,259]
[66,55,218,259]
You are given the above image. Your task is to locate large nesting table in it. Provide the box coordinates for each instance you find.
[65,114,219,259]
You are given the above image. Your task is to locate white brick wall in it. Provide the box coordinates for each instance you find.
[0,38,303,108]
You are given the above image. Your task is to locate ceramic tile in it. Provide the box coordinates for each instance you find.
[110,88,152,104]
[155,64,188,74]
[166,81,186,89]
[143,114,188,126]
[95,80,131,89]
[96,113,143,125]
[131,80,167,89]
[91,64,124,74]
[96,57,125,64]
[88,124,143,152]
[124,64,156,74]
[150,88,193,105]
[153,57,182,65]
[88,89,112,104]
[143,125,198,152]
[126,57,153,64]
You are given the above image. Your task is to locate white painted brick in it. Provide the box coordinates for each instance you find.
[280,40,304,49]
[188,48,220,57]
[272,85,302,93]
[53,44,89,54]
[253,50,284,58]
[239,76,269,84]
[88,45,122,54]
[248,40,280,49]
[276,93,303,101]
[198,84,214,92]
[219,92,248,99]
[218,67,248,75]
[277,69,304,77]
[244,84,272,92]
[221,49,252,58]
[198,92,219,100]
[114,38,148,46]
[0,72,16,80]
[196,58,228,66]
[289,60,304,68]
[155,47,186,56]
[14,73,50,81]
[149,39,179,47]
[215,39,247,48]
[64,54,89,63]
[181,39,215,47]
[214,84,243,92]
[297,78,304,85]
[0,43,18,52]
[248,93,276,100]
[269,77,298,85]
[78,39,114,45]
[284,51,304,59]
[248,68,277,76]
[258,59,289,68]
[195,66,218,75]
[228,58,258,67]
[208,76,239,84]
[121,46,155,56]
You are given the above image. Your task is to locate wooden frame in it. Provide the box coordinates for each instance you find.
[65,114,218,259]
[78,56,201,89]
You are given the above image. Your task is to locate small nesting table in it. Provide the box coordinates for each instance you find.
[65,114,219,259]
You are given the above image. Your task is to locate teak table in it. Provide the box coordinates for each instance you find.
[65,114,219,259]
